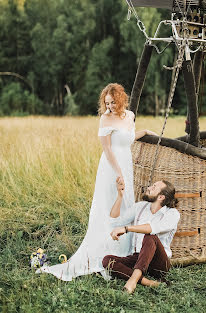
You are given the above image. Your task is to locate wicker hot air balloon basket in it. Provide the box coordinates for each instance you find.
[131,133,206,265]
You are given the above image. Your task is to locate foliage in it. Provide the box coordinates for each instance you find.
[0,82,42,115]
[81,37,114,114]
[64,93,79,116]
[0,0,206,116]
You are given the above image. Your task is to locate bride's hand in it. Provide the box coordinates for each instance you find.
[116,176,125,196]
[146,130,158,136]
[110,227,125,240]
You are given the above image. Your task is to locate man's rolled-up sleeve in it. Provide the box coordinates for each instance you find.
[149,209,180,235]
[109,204,137,227]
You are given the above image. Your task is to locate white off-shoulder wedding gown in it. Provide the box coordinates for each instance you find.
[36,125,135,280]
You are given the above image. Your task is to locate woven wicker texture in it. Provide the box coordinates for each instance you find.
[131,141,206,264]
[200,138,206,148]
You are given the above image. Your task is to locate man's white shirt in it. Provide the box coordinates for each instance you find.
[110,201,180,258]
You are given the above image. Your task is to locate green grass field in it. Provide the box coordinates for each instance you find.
[0,116,206,313]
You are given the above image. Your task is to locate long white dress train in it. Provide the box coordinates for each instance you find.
[36,126,135,281]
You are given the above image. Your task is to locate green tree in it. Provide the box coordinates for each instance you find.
[81,37,114,114]
[0,0,203,116]
[0,82,42,115]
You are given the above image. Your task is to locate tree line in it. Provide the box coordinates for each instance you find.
[0,0,205,116]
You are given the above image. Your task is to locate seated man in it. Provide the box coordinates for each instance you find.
[102,178,180,294]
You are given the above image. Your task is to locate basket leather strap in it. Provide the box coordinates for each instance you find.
[175,230,199,237]
[175,192,201,198]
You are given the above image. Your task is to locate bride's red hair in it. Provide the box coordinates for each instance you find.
[98,83,129,116]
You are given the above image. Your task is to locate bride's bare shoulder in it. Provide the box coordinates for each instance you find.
[99,113,113,128]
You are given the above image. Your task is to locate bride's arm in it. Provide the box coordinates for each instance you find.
[135,129,158,140]
[100,135,123,177]
[99,115,123,178]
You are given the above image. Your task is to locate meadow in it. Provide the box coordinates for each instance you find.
[0,116,206,313]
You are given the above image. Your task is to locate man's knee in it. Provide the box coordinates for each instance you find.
[143,234,157,246]
[102,255,114,269]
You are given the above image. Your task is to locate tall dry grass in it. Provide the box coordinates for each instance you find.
[0,116,101,253]
[1,115,206,313]
[0,115,206,254]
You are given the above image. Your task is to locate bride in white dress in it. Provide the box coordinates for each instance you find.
[36,83,156,281]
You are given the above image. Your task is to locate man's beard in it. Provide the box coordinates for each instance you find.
[142,193,159,203]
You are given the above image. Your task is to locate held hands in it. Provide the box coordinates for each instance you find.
[110,227,125,241]
[116,176,125,197]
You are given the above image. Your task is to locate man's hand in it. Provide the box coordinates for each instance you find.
[110,227,125,240]
[116,176,125,197]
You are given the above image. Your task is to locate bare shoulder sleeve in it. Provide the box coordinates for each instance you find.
[98,126,115,137]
